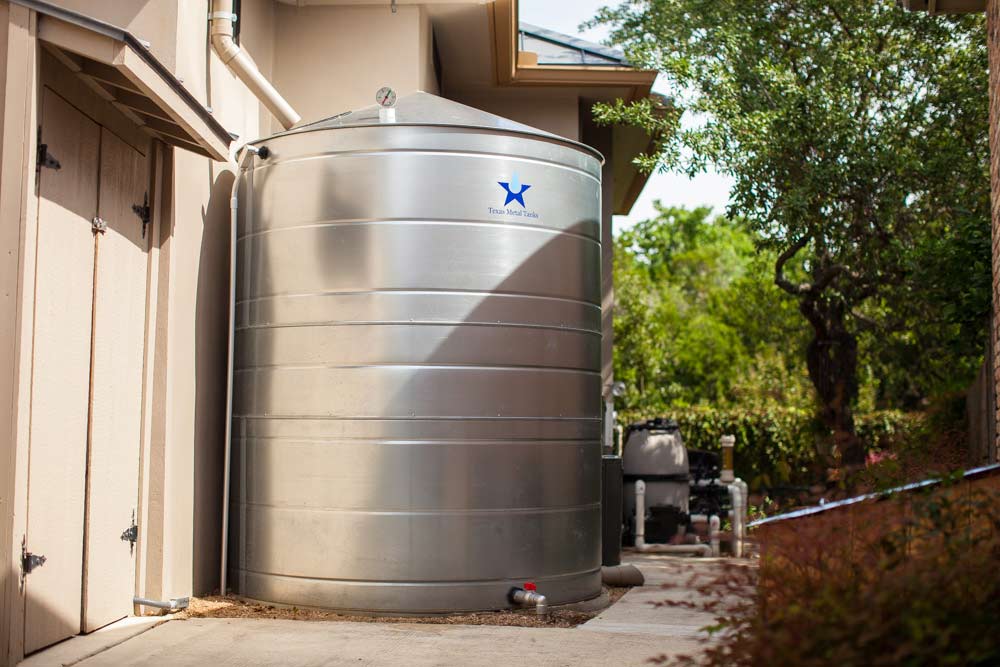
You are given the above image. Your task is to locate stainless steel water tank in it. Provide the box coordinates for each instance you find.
[229,92,603,613]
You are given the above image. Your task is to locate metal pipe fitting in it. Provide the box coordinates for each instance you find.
[134,596,190,612]
[510,586,548,616]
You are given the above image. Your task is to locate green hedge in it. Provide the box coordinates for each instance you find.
[619,407,924,489]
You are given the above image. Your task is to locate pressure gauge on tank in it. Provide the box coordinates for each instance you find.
[376,86,397,123]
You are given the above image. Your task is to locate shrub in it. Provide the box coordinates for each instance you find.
[619,407,924,490]
[655,481,1000,667]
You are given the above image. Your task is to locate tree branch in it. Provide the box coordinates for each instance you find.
[827,5,853,40]
[774,234,811,295]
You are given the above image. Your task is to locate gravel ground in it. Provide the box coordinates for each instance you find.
[178,587,630,629]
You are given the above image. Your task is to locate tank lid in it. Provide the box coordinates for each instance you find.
[253,91,604,162]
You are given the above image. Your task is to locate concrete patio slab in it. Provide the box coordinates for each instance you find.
[23,553,737,666]
[70,618,701,667]
[20,616,167,667]
[580,553,730,638]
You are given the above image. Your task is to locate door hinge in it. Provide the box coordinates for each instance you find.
[20,537,45,587]
[92,217,107,234]
[121,511,138,555]
[132,194,151,238]
[36,127,61,173]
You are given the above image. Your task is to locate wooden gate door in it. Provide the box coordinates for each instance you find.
[23,90,150,652]
[81,128,148,632]
[23,89,100,654]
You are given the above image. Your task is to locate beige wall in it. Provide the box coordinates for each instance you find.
[143,0,278,600]
[38,0,179,71]
[449,89,580,141]
[273,3,438,124]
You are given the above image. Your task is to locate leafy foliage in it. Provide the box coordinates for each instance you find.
[591,0,990,465]
[620,406,923,490]
[614,206,810,413]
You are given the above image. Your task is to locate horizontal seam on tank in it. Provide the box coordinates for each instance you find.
[234,567,603,586]
[248,148,601,181]
[234,415,602,422]
[235,288,601,308]
[236,218,600,244]
[237,502,601,515]
[230,437,598,444]
[235,320,601,336]
[232,363,601,375]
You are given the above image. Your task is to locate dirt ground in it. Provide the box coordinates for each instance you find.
[178,587,630,629]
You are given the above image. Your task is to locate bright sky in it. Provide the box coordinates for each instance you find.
[519,0,735,230]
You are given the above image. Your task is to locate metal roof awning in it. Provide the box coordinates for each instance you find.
[14,0,232,161]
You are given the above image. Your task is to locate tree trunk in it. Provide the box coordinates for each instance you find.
[800,297,866,469]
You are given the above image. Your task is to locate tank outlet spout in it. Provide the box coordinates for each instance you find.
[134,596,190,612]
[510,585,548,616]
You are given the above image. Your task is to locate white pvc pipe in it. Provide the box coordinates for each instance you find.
[728,479,747,558]
[636,543,713,556]
[134,596,189,612]
[634,479,647,548]
[210,0,300,129]
[634,480,711,556]
[220,148,256,596]
[709,515,720,557]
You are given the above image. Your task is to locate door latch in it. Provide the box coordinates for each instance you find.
[132,193,151,238]
[121,511,138,555]
[20,537,45,587]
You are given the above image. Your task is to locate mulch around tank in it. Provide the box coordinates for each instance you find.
[178,587,629,629]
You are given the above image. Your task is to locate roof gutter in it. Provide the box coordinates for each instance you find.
[210,0,300,130]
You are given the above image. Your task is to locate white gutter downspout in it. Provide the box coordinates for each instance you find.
[220,146,257,596]
[634,480,712,556]
[210,0,300,129]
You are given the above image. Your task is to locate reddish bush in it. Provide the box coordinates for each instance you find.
[653,481,1000,667]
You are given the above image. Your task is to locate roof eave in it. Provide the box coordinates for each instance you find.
[14,0,232,161]
[490,0,657,102]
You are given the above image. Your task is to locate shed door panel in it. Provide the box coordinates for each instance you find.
[24,89,100,654]
[82,129,148,632]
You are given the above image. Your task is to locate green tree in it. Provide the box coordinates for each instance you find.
[614,205,810,412]
[590,1,988,466]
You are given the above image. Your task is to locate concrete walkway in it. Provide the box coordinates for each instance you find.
[580,553,729,639]
[25,555,726,666]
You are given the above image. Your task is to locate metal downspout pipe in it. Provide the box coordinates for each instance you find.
[210,0,300,129]
[220,147,257,596]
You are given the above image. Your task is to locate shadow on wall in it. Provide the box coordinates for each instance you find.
[193,167,236,596]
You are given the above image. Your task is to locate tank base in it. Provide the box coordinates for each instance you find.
[230,568,602,615]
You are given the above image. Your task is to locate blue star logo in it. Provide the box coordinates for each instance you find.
[498,172,531,207]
